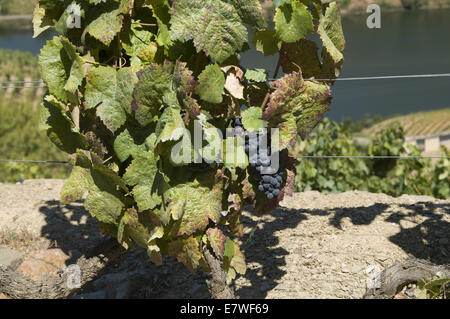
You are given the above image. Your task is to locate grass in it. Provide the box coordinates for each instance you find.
[0,226,38,247]
[360,109,450,137]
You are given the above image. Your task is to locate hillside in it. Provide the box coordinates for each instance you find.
[361,109,450,137]
[0,0,36,15]
[0,49,68,183]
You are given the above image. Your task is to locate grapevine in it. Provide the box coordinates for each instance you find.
[33,0,345,293]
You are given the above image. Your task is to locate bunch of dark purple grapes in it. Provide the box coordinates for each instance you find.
[232,118,284,200]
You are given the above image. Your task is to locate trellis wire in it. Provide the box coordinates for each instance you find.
[0,85,47,89]
[0,73,448,162]
[0,155,449,165]
[0,72,449,89]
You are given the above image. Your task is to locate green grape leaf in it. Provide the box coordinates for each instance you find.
[253,29,281,56]
[223,0,266,28]
[84,66,137,132]
[120,207,163,248]
[230,241,246,274]
[196,64,225,104]
[39,96,87,154]
[155,106,185,145]
[318,2,345,78]
[223,237,246,275]
[241,106,267,132]
[87,10,123,46]
[244,68,268,83]
[61,166,92,204]
[206,227,226,259]
[39,36,84,103]
[32,4,52,38]
[131,62,173,126]
[73,151,128,226]
[164,173,224,236]
[113,129,148,162]
[123,150,161,212]
[274,1,314,43]
[169,0,248,63]
[122,25,157,70]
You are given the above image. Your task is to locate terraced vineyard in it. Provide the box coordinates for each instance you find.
[0,49,68,183]
[361,109,450,137]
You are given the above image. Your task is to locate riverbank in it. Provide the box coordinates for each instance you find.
[2,1,450,31]
[337,0,450,15]
[0,14,31,31]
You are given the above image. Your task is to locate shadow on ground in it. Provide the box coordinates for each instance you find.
[236,201,449,298]
[35,198,449,299]
[38,200,104,265]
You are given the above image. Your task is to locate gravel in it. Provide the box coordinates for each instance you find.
[0,180,448,299]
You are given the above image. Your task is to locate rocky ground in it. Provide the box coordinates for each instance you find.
[0,179,449,299]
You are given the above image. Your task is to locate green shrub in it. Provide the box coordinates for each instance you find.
[294,119,449,199]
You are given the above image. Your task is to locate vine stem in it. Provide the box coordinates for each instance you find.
[260,55,282,110]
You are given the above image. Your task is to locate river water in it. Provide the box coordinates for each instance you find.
[1,9,449,121]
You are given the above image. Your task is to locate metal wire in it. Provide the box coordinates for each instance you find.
[0,156,449,165]
[296,155,450,159]
[269,73,450,82]
[0,80,44,84]
[0,85,47,89]
[0,72,449,88]
[0,159,68,165]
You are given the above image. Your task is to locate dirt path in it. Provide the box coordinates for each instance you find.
[0,180,449,299]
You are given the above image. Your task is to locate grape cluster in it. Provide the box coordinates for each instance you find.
[232,118,284,200]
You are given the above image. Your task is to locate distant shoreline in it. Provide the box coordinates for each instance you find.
[1,4,450,32]
[0,15,32,32]
[0,14,32,21]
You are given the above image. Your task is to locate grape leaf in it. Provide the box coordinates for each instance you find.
[169,0,248,63]
[39,36,84,103]
[164,173,224,236]
[123,150,161,212]
[196,64,225,104]
[245,68,268,83]
[61,166,92,204]
[121,25,157,70]
[241,106,267,132]
[280,39,323,79]
[87,10,123,46]
[131,62,174,126]
[223,0,266,28]
[155,106,185,145]
[274,1,314,43]
[318,2,345,78]
[69,151,128,227]
[167,236,203,272]
[263,72,332,142]
[253,29,281,56]
[84,66,137,132]
[32,4,52,38]
[206,227,226,259]
[39,96,87,154]
[120,207,163,248]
